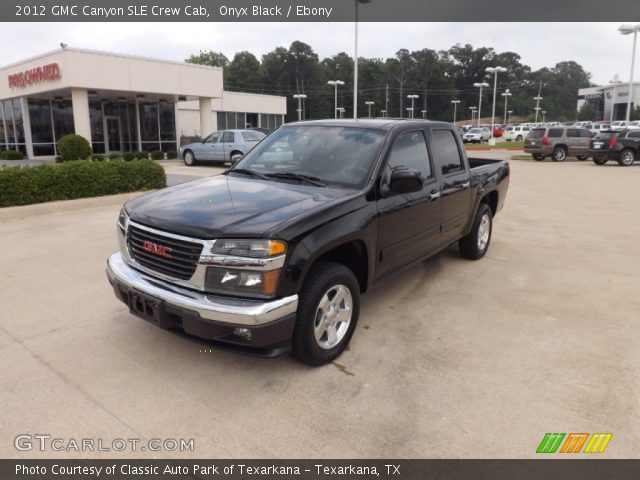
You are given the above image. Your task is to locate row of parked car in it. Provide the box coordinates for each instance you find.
[523,124,640,166]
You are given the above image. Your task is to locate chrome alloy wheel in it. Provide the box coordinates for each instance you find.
[621,150,635,166]
[184,151,194,165]
[313,284,353,350]
[477,213,491,251]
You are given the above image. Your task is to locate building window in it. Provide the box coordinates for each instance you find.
[0,102,6,148]
[3,98,26,152]
[217,112,226,130]
[51,97,74,139]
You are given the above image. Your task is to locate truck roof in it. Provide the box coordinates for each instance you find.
[285,118,455,131]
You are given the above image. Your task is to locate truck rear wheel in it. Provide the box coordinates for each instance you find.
[291,261,360,366]
[459,203,493,260]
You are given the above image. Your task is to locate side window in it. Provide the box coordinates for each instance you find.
[431,129,465,175]
[205,132,222,143]
[548,128,563,138]
[580,129,593,138]
[628,131,640,139]
[567,128,581,138]
[222,131,235,143]
[386,130,431,180]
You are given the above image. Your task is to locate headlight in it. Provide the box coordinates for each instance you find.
[204,239,286,298]
[212,239,286,258]
[205,268,280,298]
[117,206,128,230]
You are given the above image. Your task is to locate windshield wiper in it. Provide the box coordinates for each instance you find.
[227,168,269,180]
[264,172,327,187]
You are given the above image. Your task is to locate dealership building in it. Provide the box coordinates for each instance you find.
[0,47,286,158]
[577,82,640,121]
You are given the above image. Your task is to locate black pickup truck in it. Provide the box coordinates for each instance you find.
[107,119,509,365]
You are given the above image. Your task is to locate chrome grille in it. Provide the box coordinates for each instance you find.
[127,225,203,280]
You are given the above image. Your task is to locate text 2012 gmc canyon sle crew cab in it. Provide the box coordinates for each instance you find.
[107,120,509,365]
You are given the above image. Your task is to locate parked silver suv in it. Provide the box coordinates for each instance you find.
[524,126,593,162]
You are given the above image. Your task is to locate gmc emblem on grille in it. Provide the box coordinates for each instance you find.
[142,240,172,258]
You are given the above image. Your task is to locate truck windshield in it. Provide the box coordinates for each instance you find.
[231,125,386,187]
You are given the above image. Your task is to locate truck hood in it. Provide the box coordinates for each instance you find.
[125,174,355,239]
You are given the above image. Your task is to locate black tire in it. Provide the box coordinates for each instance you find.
[183,150,196,166]
[593,157,607,165]
[459,203,493,260]
[552,146,567,162]
[576,155,588,161]
[291,261,360,366]
[617,149,636,166]
[516,135,523,141]
[532,154,545,161]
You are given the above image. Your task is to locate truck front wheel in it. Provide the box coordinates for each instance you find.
[291,261,360,366]
[459,203,493,260]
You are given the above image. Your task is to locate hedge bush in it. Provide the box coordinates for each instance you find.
[57,134,92,161]
[0,150,25,160]
[0,159,166,208]
[108,153,120,160]
[166,150,177,160]
[136,151,149,160]
[150,150,164,160]
[122,152,136,162]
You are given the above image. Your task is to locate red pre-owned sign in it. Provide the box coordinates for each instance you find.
[8,63,61,88]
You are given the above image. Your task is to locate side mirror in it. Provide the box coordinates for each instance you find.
[389,168,423,195]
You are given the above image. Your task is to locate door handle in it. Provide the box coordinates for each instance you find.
[462,181,471,189]
[429,191,441,200]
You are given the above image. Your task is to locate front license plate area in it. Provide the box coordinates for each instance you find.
[128,290,162,323]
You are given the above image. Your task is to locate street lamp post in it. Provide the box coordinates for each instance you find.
[421,110,427,119]
[407,94,419,118]
[293,94,307,121]
[501,88,512,124]
[406,107,413,118]
[542,110,547,123]
[353,0,372,119]
[365,101,375,118]
[451,100,460,124]
[486,66,507,145]
[470,106,477,123]
[380,109,387,117]
[337,107,345,119]
[327,80,345,119]
[507,110,513,124]
[533,95,543,122]
[618,24,640,122]
[609,75,621,122]
[473,82,489,126]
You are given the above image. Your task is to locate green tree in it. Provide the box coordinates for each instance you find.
[225,51,261,90]
[577,101,597,121]
[185,50,229,68]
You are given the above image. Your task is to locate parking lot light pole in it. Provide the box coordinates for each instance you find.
[473,82,489,126]
[507,110,513,124]
[380,109,387,117]
[542,110,547,123]
[533,96,543,122]
[501,89,512,124]
[470,106,477,122]
[337,107,345,119]
[451,100,460,124]
[354,0,372,119]
[365,101,375,117]
[609,75,621,121]
[421,110,427,119]
[406,94,419,118]
[618,24,640,122]
[486,66,507,145]
[327,80,345,119]
[293,94,307,121]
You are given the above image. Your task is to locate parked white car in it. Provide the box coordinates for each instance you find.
[610,121,629,131]
[462,127,491,143]
[627,121,640,130]
[503,125,531,141]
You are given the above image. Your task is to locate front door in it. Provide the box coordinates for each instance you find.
[375,129,442,281]
[105,116,122,153]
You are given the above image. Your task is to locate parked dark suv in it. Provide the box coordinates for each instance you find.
[589,129,640,166]
[524,126,592,162]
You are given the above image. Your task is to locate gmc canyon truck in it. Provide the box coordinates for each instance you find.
[107,119,509,366]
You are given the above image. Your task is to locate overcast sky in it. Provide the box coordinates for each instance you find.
[0,22,635,85]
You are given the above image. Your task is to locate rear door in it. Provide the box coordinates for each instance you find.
[566,128,583,154]
[375,129,442,280]
[220,131,236,161]
[428,128,473,244]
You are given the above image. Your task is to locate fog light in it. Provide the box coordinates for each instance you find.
[233,328,252,341]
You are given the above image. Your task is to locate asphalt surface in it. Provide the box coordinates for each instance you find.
[1,154,638,459]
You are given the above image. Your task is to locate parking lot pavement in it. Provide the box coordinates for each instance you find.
[1,158,639,459]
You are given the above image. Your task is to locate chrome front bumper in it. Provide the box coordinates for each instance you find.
[106,252,298,327]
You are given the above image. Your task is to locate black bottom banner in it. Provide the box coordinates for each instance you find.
[2,459,640,480]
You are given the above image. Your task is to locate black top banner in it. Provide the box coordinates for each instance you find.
[7,0,640,22]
